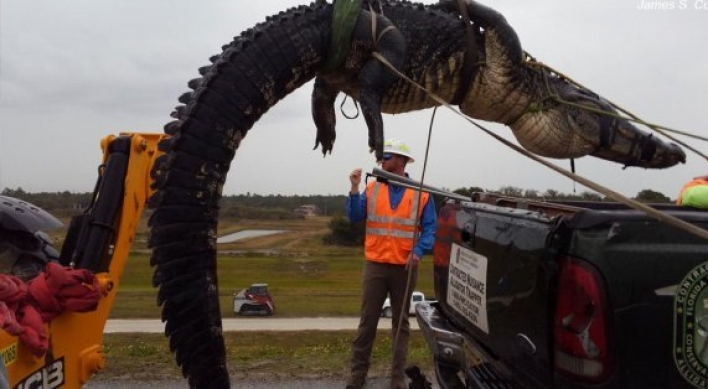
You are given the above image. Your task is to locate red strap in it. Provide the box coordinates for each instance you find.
[15,303,48,356]
[0,274,28,306]
[0,301,23,335]
[27,262,101,322]
[0,263,101,356]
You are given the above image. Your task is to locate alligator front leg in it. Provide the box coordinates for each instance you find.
[355,15,406,161]
[311,77,339,155]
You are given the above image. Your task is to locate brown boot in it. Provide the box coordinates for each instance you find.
[390,375,407,389]
[345,375,366,389]
[405,365,433,389]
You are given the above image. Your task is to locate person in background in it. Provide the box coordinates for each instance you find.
[345,139,437,389]
[677,174,708,209]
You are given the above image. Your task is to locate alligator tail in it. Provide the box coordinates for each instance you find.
[146,4,332,388]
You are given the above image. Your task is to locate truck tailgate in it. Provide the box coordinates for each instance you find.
[434,201,557,387]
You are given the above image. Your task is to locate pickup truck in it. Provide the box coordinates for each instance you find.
[416,193,708,389]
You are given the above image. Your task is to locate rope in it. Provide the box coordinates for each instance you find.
[339,95,360,119]
[392,107,437,363]
[371,51,708,242]
[358,7,440,367]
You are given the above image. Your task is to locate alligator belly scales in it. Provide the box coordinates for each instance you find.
[146,1,686,387]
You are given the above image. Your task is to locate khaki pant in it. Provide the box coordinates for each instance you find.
[347,261,418,388]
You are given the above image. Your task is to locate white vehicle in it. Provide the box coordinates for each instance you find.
[232,283,275,316]
[381,291,426,318]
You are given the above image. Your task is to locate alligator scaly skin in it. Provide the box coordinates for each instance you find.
[148,1,685,387]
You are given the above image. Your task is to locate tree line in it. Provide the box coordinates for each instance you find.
[450,185,673,203]
[1,185,676,247]
[1,185,674,217]
[0,187,351,219]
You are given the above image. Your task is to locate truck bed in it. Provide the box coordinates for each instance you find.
[419,195,708,388]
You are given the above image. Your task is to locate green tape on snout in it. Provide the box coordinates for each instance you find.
[322,0,363,73]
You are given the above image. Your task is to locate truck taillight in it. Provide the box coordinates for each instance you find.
[554,256,614,383]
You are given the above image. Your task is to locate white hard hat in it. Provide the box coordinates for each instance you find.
[383,138,415,163]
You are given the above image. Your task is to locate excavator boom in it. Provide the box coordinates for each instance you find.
[0,133,165,388]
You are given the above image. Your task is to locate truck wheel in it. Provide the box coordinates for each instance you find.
[383,307,393,318]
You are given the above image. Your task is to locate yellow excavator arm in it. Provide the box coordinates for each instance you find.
[0,133,166,388]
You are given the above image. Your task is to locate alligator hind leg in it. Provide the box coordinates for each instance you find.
[356,16,406,161]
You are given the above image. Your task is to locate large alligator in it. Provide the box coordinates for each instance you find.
[147,1,686,387]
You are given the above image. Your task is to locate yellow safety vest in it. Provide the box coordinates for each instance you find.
[677,177,708,206]
[364,181,429,265]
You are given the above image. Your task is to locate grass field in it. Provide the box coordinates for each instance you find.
[112,252,435,318]
[96,216,437,382]
[98,331,434,381]
[111,216,435,318]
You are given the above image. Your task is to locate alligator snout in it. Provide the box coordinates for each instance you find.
[647,141,686,169]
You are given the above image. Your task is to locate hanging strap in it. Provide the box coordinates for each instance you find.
[322,0,363,73]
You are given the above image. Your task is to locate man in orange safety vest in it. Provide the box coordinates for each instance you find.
[345,139,437,389]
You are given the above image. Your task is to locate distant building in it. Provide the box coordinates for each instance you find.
[294,204,320,218]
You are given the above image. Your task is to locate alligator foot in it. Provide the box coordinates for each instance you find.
[312,77,338,155]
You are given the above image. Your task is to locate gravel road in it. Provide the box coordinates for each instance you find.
[104,317,419,333]
[85,377,404,388]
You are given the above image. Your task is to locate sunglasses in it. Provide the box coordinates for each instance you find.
[382,153,395,161]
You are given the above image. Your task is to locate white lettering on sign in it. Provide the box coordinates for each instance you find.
[447,243,489,334]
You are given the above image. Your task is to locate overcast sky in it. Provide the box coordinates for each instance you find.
[1,0,705,199]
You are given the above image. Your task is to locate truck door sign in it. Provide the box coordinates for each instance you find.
[675,262,708,388]
[15,357,65,389]
[447,243,489,334]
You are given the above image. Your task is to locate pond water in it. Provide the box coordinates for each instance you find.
[216,229,286,244]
